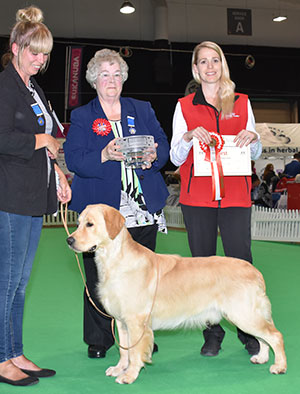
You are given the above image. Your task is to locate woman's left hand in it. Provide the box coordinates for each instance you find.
[54,165,72,204]
[141,143,158,170]
[57,176,72,204]
[234,129,257,148]
[101,138,125,163]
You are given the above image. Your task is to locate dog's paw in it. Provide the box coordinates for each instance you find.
[106,365,126,377]
[250,354,269,364]
[269,364,287,374]
[115,371,138,385]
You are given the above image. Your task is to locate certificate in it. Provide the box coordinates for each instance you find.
[193,135,251,176]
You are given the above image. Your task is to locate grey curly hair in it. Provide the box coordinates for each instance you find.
[86,49,128,88]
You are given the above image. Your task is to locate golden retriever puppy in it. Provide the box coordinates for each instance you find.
[67,204,287,384]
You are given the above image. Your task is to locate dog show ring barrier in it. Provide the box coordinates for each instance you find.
[43,205,300,243]
[162,205,300,242]
[251,205,300,242]
[163,205,186,229]
[43,209,78,227]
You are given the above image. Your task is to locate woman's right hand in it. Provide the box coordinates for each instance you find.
[183,126,212,145]
[101,138,125,163]
[35,134,61,159]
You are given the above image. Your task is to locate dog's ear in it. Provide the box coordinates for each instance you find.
[101,205,125,240]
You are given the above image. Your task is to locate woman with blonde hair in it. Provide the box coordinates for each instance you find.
[191,41,236,117]
[0,5,71,386]
[170,41,262,357]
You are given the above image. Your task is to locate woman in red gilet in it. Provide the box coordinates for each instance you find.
[170,41,262,357]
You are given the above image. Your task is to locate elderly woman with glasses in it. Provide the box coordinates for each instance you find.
[63,49,169,359]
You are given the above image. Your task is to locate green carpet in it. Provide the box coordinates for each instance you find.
[5,228,299,393]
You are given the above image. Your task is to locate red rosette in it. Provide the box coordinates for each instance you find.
[199,132,224,161]
[198,132,225,200]
[92,118,112,136]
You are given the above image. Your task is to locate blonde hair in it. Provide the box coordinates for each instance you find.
[192,41,235,116]
[86,49,128,88]
[2,5,53,71]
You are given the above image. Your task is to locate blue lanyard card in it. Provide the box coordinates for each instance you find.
[31,103,43,117]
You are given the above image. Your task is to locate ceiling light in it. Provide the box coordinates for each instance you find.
[120,1,135,14]
[273,15,287,22]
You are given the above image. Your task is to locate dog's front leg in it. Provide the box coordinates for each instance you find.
[106,319,129,377]
[115,316,153,384]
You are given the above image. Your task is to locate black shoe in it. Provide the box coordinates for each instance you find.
[237,328,260,355]
[20,368,56,378]
[88,345,107,358]
[245,337,260,355]
[200,336,222,357]
[0,374,39,386]
[201,324,225,357]
[153,343,158,353]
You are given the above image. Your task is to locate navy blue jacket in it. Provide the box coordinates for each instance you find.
[63,97,169,214]
[283,159,300,178]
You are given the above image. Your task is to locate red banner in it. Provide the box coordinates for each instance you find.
[56,123,70,138]
[67,47,83,108]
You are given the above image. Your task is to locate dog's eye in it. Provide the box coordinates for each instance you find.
[86,222,94,227]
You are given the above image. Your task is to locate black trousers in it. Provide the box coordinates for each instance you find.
[181,205,252,263]
[83,224,158,349]
[181,205,253,342]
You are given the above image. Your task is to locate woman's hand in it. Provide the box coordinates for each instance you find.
[183,126,212,145]
[101,138,125,163]
[35,134,61,159]
[54,164,72,204]
[141,143,158,170]
[234,130,257,148]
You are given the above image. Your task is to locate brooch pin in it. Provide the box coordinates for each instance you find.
[127,116,136,134]
[92,118,112,136]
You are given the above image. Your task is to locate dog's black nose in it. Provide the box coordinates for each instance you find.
[67,236,75,246]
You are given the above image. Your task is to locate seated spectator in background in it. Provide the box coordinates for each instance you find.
[283,152,300,178]
[262,163,274,177]
[251,174,273,208]
[262,163,279,192]
[274,175,288,193]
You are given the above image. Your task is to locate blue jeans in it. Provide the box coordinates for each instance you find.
[0,211,43,362]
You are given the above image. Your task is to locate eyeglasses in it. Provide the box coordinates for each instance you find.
[98,71,123,82]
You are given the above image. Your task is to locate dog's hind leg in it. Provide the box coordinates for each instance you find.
[106,319,129,378]
[235,318,286,374]
[115,316,153,384]
[226,291,287,375]
[250,322,287,375]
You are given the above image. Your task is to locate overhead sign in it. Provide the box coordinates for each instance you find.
[227,8,252,36]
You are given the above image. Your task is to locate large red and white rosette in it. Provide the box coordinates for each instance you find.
[199,132,225,200]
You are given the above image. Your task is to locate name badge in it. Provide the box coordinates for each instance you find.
[31,103,43,117]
